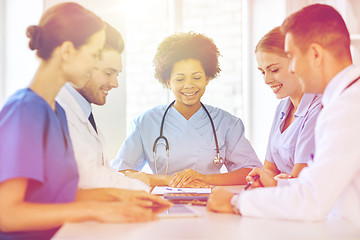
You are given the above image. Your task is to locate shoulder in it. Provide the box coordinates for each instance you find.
[1,89,49,122]
[204,104,236,119]
[132,104,168,125]
[0,89,51,136]
[203,104,244,128]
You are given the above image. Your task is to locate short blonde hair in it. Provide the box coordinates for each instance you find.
[255,26,287,58]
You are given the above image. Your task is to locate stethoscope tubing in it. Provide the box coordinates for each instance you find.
[152,100,223,174]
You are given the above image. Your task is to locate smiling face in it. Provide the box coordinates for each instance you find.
[167,58,209,115]
[256,51,302,99]
[76,49,122,105]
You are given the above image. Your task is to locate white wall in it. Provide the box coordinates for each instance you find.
[0,1,5,104]
[0,0,43,106]
[245,0,286,161]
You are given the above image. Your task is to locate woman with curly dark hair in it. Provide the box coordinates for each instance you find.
[112,32,261,187]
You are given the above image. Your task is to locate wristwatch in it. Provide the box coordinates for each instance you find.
[230,193,241,215]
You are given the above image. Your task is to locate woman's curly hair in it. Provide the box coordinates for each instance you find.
[153,32,221,87]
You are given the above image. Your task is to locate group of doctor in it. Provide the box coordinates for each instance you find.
[0,2,359,239]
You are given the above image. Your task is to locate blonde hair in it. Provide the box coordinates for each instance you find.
[255,26,287,57]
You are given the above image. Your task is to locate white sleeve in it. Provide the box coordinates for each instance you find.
[79,164,150,192]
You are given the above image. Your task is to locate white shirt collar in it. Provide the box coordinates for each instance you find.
[64,83,92,118]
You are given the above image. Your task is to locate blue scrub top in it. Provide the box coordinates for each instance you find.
[0,88,79,239]
[265,93,322,174]
[112,104,262,175]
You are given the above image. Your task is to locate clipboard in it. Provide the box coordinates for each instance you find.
[163,192,210,206]
[151,186,211,195]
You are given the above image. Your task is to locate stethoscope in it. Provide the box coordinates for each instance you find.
[152,100,224,174]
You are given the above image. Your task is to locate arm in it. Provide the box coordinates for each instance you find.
[206,187,235,214]
[0,178,172,232]
[206,167,278,214]
[224,95,360,221]
[0,178,154,232]
[263,160,281,177]
[291,95,321,176]
[171,116,262,187]
[170,168,252,187]
[75,188,171,207]
[290,163,307,178]
[124,171,173,187]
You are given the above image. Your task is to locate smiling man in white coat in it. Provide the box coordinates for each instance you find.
[207,4,360,228]
[57,22,149,191]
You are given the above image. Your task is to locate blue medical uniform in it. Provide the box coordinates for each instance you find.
[0,88,79,239]
[265,94,322,174]
[111,104,262,175]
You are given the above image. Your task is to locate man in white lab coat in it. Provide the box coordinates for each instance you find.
[207,4,360,228]
[57,22,149,191]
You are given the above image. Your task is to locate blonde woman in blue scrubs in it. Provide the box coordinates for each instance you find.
[252,26,322,186]
[111,32,262,187]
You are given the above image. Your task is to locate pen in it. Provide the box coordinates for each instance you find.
[243,175,259,191]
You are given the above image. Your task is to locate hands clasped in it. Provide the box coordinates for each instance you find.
[170,169,210,188]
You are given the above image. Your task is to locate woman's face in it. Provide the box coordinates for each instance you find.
[167,58,209,111]
[66,29,106,88]
[256,51,302,99]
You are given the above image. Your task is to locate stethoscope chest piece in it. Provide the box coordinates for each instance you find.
[213,153,224,165]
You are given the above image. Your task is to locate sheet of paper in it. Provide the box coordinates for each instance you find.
[151,186,211,195]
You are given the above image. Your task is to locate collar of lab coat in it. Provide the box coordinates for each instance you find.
[64,83,92,118]
[322,64,360,107]
[57,84,91,126]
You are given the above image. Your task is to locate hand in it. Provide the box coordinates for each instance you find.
[274,173,293,180]
[170,169,206,187]
[108,189,173,212]
[246,167,277,188]
[181,180,210,188]
[78,188,172,212]
[206,187,235,214]
[92,201,157,223]
[119,169,139,174]
[124,171,150,186]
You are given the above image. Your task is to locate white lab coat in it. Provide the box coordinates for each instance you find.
[235,65,360,228]
[57,86,149,191]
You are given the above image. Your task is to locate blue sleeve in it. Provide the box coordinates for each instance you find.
[224,119,262,171]
[0,100,46,183]
[111,120,146,171]
[294,97,322,164]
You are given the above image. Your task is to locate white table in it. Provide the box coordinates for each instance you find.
[52,206,360,240]
[52,186,360,240]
